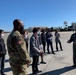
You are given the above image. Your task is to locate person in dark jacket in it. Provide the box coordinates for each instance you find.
[46,29,55,54]
[0,29,6,75]
[67,32,76,67]
[41,29,46,53]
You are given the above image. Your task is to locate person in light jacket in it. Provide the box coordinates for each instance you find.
[55,30,63,51]
[30,28,43,75]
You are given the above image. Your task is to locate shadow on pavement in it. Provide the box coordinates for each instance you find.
[40,66,76,75]
[4,67,12,72]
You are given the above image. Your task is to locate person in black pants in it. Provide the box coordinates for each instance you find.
[30,28,43,75]
[0,29,6,75]
[32,56,39,74]
[41,29,46,53]
[67,32,76,67]
[46,29,55,54]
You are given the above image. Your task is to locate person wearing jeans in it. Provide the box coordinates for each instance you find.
[55,30,63,51]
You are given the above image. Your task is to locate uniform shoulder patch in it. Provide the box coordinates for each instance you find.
[18,40,23,45]
[17,36,24,45]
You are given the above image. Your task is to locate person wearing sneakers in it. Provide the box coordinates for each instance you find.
[30,28,43,75]
[46,29,55,54]
[55,30,63,51]
[37,28,46,64]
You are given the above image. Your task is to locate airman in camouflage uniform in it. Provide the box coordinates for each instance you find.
[7,19,31,75]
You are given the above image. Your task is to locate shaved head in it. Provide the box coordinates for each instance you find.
[13,19,24,30]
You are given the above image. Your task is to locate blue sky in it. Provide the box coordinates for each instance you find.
[0,0,76,31]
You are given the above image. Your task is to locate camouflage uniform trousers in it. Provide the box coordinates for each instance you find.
[10,62,28,75]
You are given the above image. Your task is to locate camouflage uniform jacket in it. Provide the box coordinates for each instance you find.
[7,30,31,65]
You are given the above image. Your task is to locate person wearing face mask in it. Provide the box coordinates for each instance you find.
[37,28,46,64]
[24,30,29,51]
[21,30,29,51]
[30,28,43,75]
[7,19,31,75]
[0,29,6,75]
[46,29,55,54]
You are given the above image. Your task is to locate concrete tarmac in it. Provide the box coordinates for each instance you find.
[2,31,76,75]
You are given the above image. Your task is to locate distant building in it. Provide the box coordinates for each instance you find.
[67,22,76,31]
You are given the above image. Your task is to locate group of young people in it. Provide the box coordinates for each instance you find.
[1,19,76,75]
[0,19,63,75]
[30,27,63,75]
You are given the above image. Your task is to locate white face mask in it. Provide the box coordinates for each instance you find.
[37,31,41,35]
[1,34,4,37]
[25,35,28,38]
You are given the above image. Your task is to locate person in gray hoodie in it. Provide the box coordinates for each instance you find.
[30,28,43,75]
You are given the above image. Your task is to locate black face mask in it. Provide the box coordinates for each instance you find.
[19,26,24,34]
